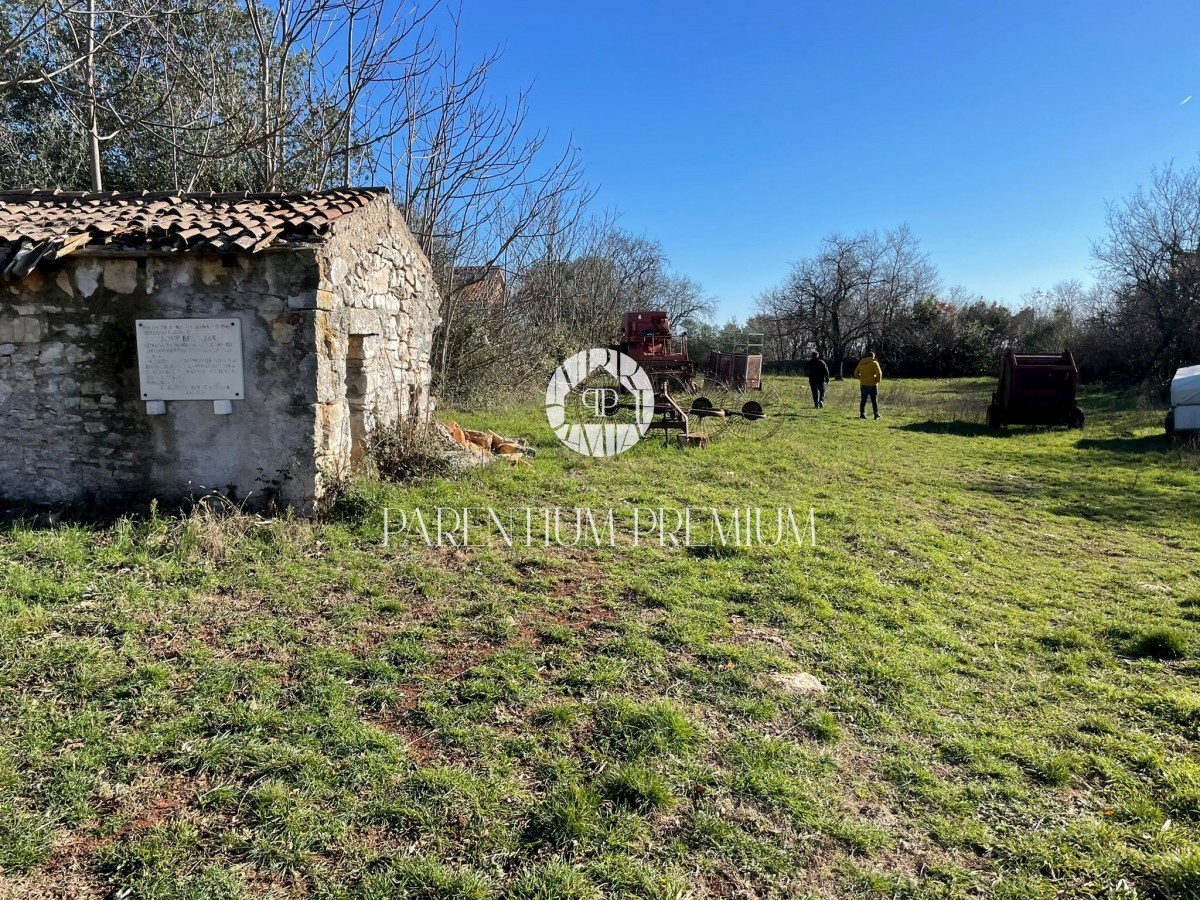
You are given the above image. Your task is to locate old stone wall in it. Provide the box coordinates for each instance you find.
[0,196,439,510]
[1,252,324,507]
[308,197,439,489]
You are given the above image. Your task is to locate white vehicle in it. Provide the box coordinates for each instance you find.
[1166,365,1200,441]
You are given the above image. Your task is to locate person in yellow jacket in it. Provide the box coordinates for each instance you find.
[853,351,883,419]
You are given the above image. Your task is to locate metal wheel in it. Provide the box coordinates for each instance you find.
[671,375,700,395]
[698,379,783,443]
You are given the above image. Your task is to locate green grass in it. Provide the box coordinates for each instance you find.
[1,377,1198,898]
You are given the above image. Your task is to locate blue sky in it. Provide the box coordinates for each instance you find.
[452,0,1200,321]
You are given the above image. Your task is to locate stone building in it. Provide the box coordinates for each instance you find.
[0,187,439,511]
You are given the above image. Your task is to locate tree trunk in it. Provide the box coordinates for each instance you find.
[344,10,353,186]
[86,0,102,191]
[830,305,845,379]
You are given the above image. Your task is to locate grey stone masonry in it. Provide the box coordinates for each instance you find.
[0,193,438,512]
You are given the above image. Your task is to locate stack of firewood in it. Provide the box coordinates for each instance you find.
[435,421,535,465]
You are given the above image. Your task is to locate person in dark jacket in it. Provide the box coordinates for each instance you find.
[804,351,830,408]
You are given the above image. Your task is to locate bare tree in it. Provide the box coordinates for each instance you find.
[1092,161,1200,380]
[0,0,448,192]
[860,224,940,341]
[434,215,717,404]
[381,13,590,390]
[752,285,811,362]
[758,226,938,376]
[233,0,442,190]
[782,232,870,376]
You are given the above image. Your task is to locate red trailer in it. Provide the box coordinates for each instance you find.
[986,350,1084,429]
[702,332,764,390]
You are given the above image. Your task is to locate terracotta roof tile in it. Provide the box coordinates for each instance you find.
[0,186,388,277]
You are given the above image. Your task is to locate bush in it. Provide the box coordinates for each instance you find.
[367,416,451,482]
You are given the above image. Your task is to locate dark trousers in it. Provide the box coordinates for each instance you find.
[809,380,826,407]
[860,385,879,416]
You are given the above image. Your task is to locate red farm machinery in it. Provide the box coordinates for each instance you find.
[616,311,697,394]
[611,311,775,447]
[986,350,1085,429]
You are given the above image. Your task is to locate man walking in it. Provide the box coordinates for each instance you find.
[804,351,829,408]
[853,351,883,419]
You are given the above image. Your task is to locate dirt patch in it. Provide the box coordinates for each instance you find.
[725,618,796,657]
[0,872,106,900]
[426,545,475,572]
[2,772,203,900]
[363,701,439,764]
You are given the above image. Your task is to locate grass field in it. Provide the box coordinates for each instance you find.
[2,377,1199,900]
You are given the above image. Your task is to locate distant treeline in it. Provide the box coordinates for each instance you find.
[749,161,1200,391]
[763,291,1080,380]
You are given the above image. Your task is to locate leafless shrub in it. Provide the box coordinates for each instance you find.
[173,491,259,564]
[365,415,451,482]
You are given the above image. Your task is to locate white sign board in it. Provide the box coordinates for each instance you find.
[136,318,245,401]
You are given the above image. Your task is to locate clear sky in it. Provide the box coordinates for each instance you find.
[452,0,1200,321]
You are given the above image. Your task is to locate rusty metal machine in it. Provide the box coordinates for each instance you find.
[986,350,1084,429]
[616,310,697,394]
[610,311,775,446]
[703,332,764,391]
